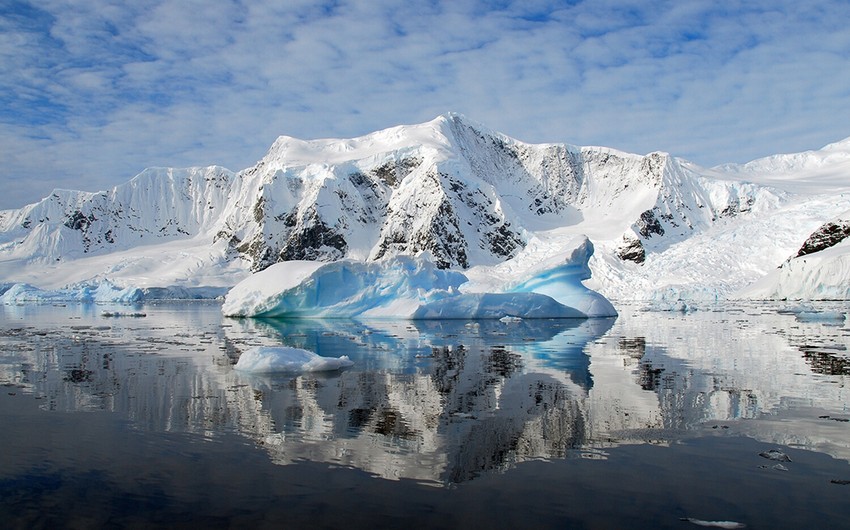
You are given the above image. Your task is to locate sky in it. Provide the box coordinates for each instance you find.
[2,0,850,210]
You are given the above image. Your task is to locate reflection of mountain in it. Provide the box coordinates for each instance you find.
[2,303,850,484]
[585,303,850,459]
[0,306,616,485]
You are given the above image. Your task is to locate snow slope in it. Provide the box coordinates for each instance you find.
[1,113,849,304]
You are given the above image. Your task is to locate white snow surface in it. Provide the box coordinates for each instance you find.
[2,113,850,306]
[739,238,850,300]
[234,346,353,373]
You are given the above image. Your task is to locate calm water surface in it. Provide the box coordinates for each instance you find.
[2,301,850,529]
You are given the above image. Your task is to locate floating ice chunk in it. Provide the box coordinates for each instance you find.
[141,286,229,300]
[794,310,846,324]
[758,449,791,462]
[234,346,353,373]
[101,310,145,317]
[777,304,846,323]
[681,518,746,529]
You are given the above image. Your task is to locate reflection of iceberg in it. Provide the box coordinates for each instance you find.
[234,346,353,373]
[222,243,617,319]
[411,292,585,319]
[224,314,618,483]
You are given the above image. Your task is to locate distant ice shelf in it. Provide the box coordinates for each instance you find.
[0,281,227,304]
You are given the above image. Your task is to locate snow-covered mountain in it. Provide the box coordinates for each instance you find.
[1,113,849,303]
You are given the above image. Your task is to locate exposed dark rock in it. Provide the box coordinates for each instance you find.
[370,156,422,187]
[64,211,95,231]
[372,173,472,269]
[252,196,265,224]
[617,235,646,264]
[486,222,524,259]
[236,236,274,271]
[279,208,348,262]
[720,196,756,218]
[636,209,664,238]
[795,220,850,258]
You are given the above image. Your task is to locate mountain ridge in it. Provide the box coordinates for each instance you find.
[1,113,848,302]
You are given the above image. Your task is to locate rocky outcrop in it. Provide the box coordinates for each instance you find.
[616,235,646,264]
[795,219,850,258]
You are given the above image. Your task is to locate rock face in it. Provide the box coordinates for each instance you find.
[795,219,850,258]
[0,113,779,276]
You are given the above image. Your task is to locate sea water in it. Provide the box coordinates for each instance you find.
[1,301,850,529]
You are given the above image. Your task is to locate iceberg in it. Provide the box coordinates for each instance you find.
[506,239,618,317]
[234,346,353,373]
[221,255,467,318]
[222,247,615,319]
[0,280,143,304]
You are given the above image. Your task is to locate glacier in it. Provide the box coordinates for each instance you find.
[2,112,850,307]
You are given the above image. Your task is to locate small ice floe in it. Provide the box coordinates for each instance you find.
[758,449,791,462]
[101,311,147,318]
[779,304,847,324]
[795,311,846,324]
[772,463,789,471]
[234,346,353,373]
[680,518,746,528]
[499,315,523,323]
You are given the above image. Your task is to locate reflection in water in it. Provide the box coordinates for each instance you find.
[1,302,850,486]
[224,316,612,484]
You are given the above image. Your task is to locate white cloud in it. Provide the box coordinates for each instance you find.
[1,0,849,209]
